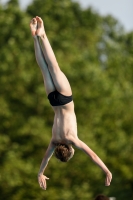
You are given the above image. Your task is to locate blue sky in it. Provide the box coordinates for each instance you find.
[1,0,133,32]
[75,0,133,32]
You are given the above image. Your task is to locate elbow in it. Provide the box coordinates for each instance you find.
[48,62,60,73]
[90,152,98,161]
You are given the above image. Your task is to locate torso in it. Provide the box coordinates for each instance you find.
[51,101,78,144]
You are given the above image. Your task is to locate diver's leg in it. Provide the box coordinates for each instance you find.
[30,18,55,95]
[36,16,72,96]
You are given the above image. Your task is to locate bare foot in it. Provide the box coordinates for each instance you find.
[36,16,45,38]
[30,18,37,36]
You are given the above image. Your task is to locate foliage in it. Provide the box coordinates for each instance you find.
[0,0,133,199]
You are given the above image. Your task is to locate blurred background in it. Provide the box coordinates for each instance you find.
[0,0,133,199]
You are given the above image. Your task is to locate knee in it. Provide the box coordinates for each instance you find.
[48,64,61,75]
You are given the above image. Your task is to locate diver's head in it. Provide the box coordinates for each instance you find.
[54,144,75,162]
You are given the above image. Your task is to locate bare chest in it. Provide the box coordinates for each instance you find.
[52,112,77,142]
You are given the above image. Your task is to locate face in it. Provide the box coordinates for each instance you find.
[69,146,75,160]
[71,147,75,155]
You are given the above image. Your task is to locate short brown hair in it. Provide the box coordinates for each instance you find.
[54,144,73,162]
[95,194,109,200]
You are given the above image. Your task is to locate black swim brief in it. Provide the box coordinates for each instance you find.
[48,90,73,106]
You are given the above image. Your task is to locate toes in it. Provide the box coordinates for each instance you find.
[33,18,37,24]
[36,16,43,23]
[30,18,37,25]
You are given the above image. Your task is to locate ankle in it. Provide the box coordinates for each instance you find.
[33,35,38,40]
[39,33,46,39]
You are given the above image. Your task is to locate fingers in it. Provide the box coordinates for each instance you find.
[105,173,112,186]
[39,179,46,190]
[105,181,110,186]
[40,180,46,190]
[38,175,49,190]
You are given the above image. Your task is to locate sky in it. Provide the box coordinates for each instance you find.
[1,0,133,32]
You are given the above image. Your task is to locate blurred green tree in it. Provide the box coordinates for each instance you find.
[0,0,133,199]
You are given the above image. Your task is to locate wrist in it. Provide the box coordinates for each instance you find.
[106,170,111,175]
[38,172,43,176]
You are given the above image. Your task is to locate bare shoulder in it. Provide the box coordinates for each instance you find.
[69,135,80,146]
[50,138,57,146]
[72,138,90,150]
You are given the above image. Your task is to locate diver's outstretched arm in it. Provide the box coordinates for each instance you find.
[38,141,56,190]
[73,138,112,186]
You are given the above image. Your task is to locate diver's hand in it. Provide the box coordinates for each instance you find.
[105,171,112,186]
[38,174,49,190]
